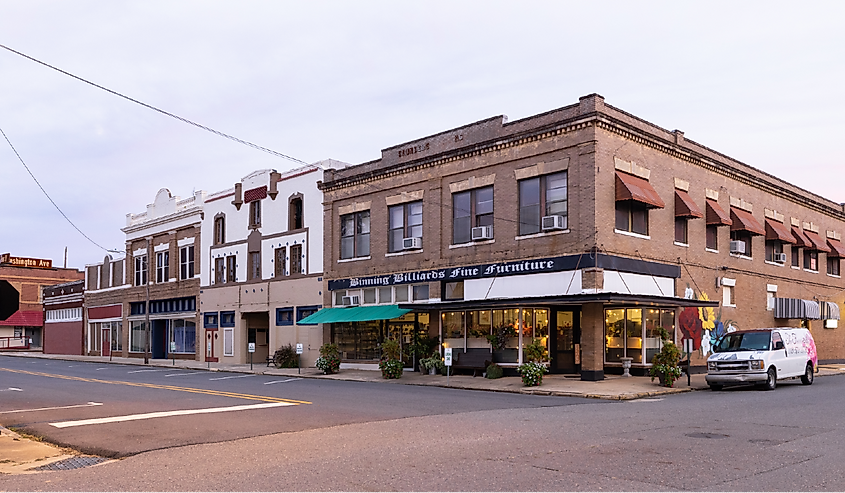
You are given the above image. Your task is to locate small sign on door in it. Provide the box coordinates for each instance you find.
[296,343,303,354]
[248,342,256,353]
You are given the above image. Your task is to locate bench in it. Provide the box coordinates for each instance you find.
[265,356,275,367]
[451,351,491,377]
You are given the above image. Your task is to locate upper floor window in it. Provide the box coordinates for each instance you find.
[249,200,261,229]
[804,250,819,271]
[134,255,147,286]
[518,172,567,236]
[340,210,370,259]
[765,240,785,264]
[828,257,841,276]
[615,201,649,236]
[214,215,225,245]
[289,195,304,230]
[730,230,754,258]
[674,218,688,244]
[226,255,237,282]
[388,201,423,252]
[453,186,493,244]
[290,244,303,275]
[214,257,225,284]
[156,251,170,283]
[249,252,261,280]
[706,225,718,251]
[180,245,195,280]
[792,245,800,267]
[274,247,286,277]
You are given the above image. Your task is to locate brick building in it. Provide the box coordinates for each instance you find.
[84,188,204,359]
[199,163,338,366]
[313,94,845,380]
[42,280,85,354]
[0,253,84,350]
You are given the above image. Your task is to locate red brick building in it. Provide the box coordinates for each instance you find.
[42,280,84,354]
[315,94,845,379]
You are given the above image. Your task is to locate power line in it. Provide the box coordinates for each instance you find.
[1,127,120,254]
[0,43,308,165]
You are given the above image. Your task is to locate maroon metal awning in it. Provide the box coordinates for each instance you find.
[675,190,703,218]
[765,219,796,244]
[615,172,665,209]
[730,208,766,236]
[705,199,732,226]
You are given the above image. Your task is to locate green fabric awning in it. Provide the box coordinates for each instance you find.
[297,305,411,325]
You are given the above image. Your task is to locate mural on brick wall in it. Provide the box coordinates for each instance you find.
[680,286,737,357]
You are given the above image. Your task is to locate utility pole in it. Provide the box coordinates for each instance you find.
[144,236,151,364]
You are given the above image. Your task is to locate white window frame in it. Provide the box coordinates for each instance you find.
[223,328,234,356]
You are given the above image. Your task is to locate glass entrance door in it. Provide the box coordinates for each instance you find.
[553,310,580,373]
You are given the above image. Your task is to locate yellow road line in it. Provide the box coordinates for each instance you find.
[0,368,311,405]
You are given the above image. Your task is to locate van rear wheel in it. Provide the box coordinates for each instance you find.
[762,367,777,391]
[801,363,814,385]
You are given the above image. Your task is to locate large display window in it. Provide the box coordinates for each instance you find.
[605,308,675,365]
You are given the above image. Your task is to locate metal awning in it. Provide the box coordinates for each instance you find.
[706,199,732,226]
[730,208,766,236]
[615,172,665,209]
[792,227,813,248]
[805,231,832,253]
[774,298,821,320]
[675,190,703,218]
[296,305,411,325]
[822,301,841,321]
[399,292,719,311]
[765,219,796,244]
[828,238,845,258]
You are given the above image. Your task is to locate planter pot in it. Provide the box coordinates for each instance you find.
[657,373,674,387]
[429,367,437,375]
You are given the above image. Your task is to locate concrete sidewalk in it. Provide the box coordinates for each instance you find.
[6,350,845,400]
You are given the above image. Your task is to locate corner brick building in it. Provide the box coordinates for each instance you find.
[314,94,845,380]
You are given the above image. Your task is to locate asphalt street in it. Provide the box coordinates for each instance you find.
[4,355,845,491]
[0,355,592,457]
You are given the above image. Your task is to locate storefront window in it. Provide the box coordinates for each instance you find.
[110,322,122,352]
[333,320,381,360]
[626,309,643,363]
[644,309,663,364]
[467,310,491,348]
[170,319,196,353]
[130,321,146,353]
[443,311,465,350]
[605,309,625,362]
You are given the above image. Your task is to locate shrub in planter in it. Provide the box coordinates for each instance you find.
[379,339,403,379]
[485,362,504,379]
[272,344,299,369]
[419,354,444,375]
[649,327,682,387]
[518,338,549,386]
[518,362,548,386]
[315,343,341,375]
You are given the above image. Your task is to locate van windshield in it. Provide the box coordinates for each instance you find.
[713,332,771,352]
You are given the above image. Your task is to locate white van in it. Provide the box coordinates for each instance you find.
[705,328,818,391]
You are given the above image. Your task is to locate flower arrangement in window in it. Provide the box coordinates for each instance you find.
[486,324,517,350]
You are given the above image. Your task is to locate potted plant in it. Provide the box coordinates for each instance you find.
[315,343,341,375]
[518,338,549,387]
[379,339,403,379]
[649,327,682,387]
[272,344,299,369]
[419,353,444,375]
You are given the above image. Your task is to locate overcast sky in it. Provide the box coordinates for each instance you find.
[2,1,844,269]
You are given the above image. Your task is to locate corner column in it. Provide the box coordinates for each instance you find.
[580,302,605,381]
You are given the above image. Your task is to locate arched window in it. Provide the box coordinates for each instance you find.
[289,194,304,230]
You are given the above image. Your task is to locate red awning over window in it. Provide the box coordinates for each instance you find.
[675,190,703,218]
[792,227,812,248]
[828,238,845,258]
[730,208,765,236]
[615,172,665,209]
[705,199,732,226]
[804,231,832,253]
[765,219,796,244]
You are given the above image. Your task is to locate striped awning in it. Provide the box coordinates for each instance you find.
[774,298,821,320]
[822,301,841,321]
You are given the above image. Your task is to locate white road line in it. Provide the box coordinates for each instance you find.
[264,378,302,385]
[164,372,207,377]
[208,374,256,381]
[96,368,110,370]
[49,402,294,428]
[127,369,169,373]
[0,402,102,414]
[0,388,23,392]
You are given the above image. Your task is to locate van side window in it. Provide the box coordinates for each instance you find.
[771,332,783,350]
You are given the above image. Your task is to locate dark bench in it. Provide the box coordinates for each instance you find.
[265,356,275,367]
[451,351,491,377]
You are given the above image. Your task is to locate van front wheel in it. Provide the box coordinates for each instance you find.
[762,367,777,391]
[801,363,814,385]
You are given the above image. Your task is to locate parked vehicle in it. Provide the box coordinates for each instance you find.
[705,328,817,391]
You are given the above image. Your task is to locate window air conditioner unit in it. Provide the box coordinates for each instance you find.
[541,215,567,231]
[471,225,493,241]
[341,295,360,306]
[774,252,788,263]
[402,237,422,250]
[729,240,746,254]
